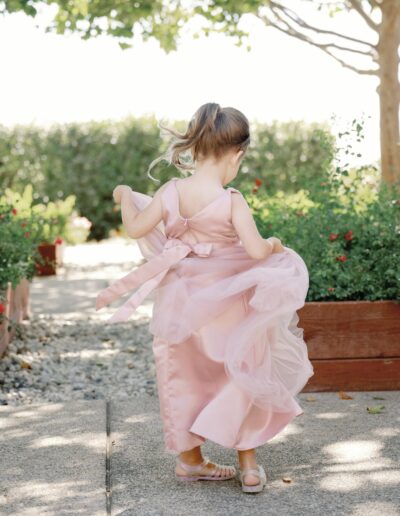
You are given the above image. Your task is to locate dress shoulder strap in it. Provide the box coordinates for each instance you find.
[227,186,243,196]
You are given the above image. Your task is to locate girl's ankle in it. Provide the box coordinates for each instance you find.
[179,449,203,465]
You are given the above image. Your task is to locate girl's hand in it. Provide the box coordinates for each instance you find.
[267,237,285,254]
[113,185,132,204]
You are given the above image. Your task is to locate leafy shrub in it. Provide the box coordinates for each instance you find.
[0,184,76,244]
[247,124,400,301]
[0,203,42,294]
[0,116,334,240]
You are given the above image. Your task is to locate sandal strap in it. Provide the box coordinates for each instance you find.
[240,466,261,478]
[177,456,209,472]
[209,463,232,477]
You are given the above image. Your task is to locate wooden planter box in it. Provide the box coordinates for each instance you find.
[0,282,12,357]
[35,242,64,276]
[0,278,31,358]
[298,300,400,392]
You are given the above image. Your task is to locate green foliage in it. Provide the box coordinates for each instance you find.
[0,0,381,54]
[241,119,336,195]
[0,115,332,240]
[0,184,76,244]
[246,124,400,302]
[0,0,192,53]
[0,202,42,293]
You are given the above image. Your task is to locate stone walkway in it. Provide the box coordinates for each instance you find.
[0,238,399,515]
[0,238,156,406]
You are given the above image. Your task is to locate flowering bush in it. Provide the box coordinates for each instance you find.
[0,184,76,244]
[0,185,80,323]
[0,203,43,322]
[245,126,400,301]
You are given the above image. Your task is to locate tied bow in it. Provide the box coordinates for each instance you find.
[95,237,213,323]
[163,238,213,257]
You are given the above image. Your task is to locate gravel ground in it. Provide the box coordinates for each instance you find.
[0,238,161,406]
[0,311,157,406]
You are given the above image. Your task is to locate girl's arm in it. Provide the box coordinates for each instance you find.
[231,191,284,260]
[114,183,168,239]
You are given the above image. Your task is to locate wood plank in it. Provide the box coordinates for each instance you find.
[0,282,12,357]
[302,357,400,392]
[298,301,400,359]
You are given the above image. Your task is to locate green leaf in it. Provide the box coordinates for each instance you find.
[366,404,385,414]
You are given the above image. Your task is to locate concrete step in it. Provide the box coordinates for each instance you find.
[0,400,106,515]
[1,392,399,515]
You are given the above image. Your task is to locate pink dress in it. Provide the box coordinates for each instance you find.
[96,177,314,454]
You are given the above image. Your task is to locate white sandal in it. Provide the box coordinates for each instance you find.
[238,464,267,493]
[175,455,236,482]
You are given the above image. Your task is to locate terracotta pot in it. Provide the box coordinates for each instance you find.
[35,242,64,276]
[0,282,12,358]
[298,300,400,392]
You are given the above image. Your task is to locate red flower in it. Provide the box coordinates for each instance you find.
[54,237,63,245]
[24,232,30,238]
[329,233,339,241]
[335,255,347,262]
[344,230,353,241]
[255,178,262,187]
[11,208,17,215]
[327,287,335,292]
[0,303,5,314]
[21,222,28,228]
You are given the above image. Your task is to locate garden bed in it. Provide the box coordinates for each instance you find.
[299,300,400,391]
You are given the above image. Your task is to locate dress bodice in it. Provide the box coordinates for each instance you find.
[161,178,241,247]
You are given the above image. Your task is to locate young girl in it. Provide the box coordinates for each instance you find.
[96,102,314,494]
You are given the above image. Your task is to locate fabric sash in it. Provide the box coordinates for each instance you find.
[95,237,213,323]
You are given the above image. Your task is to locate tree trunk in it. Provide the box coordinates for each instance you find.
[377,0,400,187]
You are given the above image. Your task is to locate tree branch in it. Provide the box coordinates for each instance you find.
[268,1,377,49]
[348,0,380,32]
[268,6,376,58]
[258,13,379,76]
[367,0,381,10]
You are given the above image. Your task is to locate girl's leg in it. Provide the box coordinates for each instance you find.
[237,448,261,486]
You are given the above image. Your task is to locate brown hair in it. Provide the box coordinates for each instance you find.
[147,102,250,182]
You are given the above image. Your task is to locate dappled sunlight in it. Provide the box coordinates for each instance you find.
[125,413,154,424]
[316,412,349,419]
[320,473,364,492]
[326,457,394,472]
[372,427,400,438]
[12,479,92,501]
[320,439,398,492]
[324,440,383,463]
[60,348,119,359]
[0,400,106,514]
[4,479,104,515]
[29,433,105,451]
[349,501,400,516]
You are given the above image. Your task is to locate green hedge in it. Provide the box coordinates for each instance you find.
[247,163,400,302]
[0,116,334,240]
